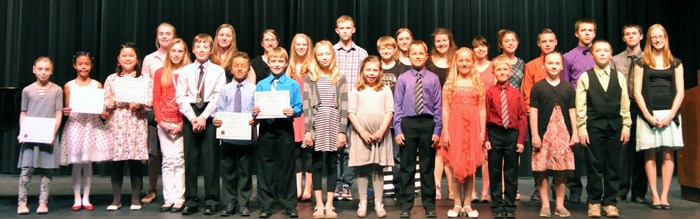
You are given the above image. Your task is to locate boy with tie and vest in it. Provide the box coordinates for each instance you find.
[213,52,256,217]
[575,40,631,218]
[175,34,226,215]
[485,54,527,218]
[394,40,441,218]
[254,47,303,218]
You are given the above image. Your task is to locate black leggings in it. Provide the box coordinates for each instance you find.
[110,160,144,204]
[312,150,338,192]
[295,142,313,173]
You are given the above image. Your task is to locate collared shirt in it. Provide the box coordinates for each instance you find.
[393,67,442,135]
[562,45,595,89]
[575,64,632,136]
[611,49,643,100]
[256,73,303,120]
[175,60,226,121]
[216,78,256,145]
[522,54,548,113]
[334,41,368,93]
[485,83,527,144]
[142,51,166,79]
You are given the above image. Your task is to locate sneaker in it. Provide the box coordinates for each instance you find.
[602,205,619,218]
[587,203,601,218]
[339,185,353,201]
[334,188,341,198]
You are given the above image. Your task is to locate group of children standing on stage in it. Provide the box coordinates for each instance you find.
[16,16,685,219]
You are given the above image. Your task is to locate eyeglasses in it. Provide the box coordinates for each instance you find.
[651,35,665,40]
[263,38,278,43]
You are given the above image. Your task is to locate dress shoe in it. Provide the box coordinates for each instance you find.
[399,211,410,218]
[130,204,142,211]
[259,210,271,218]
[287,208,299,218]
[239,207,250,217]
[531,191,540,201]
[106,204,122,211]
[505,211,516,218]
[632,197,647,204]
[141,191,157,204]
[181,206,199,215]
[82,204,94,211]
[219,204,236,217]
[426,210,437,218]
[71,204,82,211]
[493,210,505,218]
[661,204,672,210]
[650,204,664,210]
[160,205,173,212]
[203,206,217,215]
[171,205,183,213]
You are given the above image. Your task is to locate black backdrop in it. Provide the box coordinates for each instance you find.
[1,0,698,174]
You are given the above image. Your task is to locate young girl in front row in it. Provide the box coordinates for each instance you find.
[17,57,63,215]
[60,51,111,211]
[442,48,485,218]
[348,56,394,218]
[304,40,348,218]
[529,52,578,218]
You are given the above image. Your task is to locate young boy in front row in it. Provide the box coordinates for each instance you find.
[213,52,256,217]
[254,47,303,218]
[394,40,442,218]
[575,40,631,218]
[485,54,527,218]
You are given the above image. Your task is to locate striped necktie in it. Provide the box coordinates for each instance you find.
[234,83,242,113]
[415,71,424,115]
[500,85,510,128]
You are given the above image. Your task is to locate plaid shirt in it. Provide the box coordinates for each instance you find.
[334,41,368,92]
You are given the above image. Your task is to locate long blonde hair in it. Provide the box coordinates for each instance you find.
[356,56,383,91]
[642,24,676,68]
[443,47,484,105]
[286,33,314,80]
[161,38,191,88]
[309,40,341,85]
[211,24,238,70]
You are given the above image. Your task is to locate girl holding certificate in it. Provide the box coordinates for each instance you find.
[17,57,63,215]
[103,42,152,211]
[59,51,111,211]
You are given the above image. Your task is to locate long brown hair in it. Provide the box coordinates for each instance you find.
[161,38,191,88]
[356,56,383,92]
[430,28,457,66]
[211,24,238,70]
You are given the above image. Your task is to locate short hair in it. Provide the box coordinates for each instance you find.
[336,15,355,26]
[622,24,643,35]
[591,39,612,51]
[538,28,557,41]
[543,51,563,64]
[409,40,428,53]
[575,18,597,32]
[491,54,512,71]
[497,29,519,48]
[471,36,489,48]
[193,33,214,48]
[34,56,54,67]
[376,36,398,60]
[231,51,250,62]
[155,22,177,49]
[267,47,288,61]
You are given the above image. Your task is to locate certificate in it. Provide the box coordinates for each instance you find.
[216,112,253,140]
[113,77,148,104]
[70,88,105,114]
[255,90,290,119]
[19,117,56,144]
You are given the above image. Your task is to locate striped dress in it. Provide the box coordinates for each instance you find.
[314,77,340,152]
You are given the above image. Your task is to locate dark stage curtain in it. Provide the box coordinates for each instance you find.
[1,0,698,174]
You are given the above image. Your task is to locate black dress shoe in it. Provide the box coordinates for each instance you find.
[171,205,183,213]
[493,210,505,218]
[530,192,540,201]
[259,210,271,218]
[203,206,217,215]
[240,207,250,217]
[661,204,672,210]
[181,206,199,215]
[632,197,647,204]
[286,208,299,218]
[426,210,437,218]
[399,211,411,218]
[160,205,173,212]
[505,211,516,218]
[650,204,664,210]
[219,204,236,217]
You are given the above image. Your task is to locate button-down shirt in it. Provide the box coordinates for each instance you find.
[393,67,442,135]
[216,79,256,145]
[575,64,632,136]
[334,41,368,93]
[522,54,548,113]
[485,83,528,144]
[176,60,226,121]
[256,73,303,120]
[611,49,643,100]
[142,51,166,79]
[562,45,595,89]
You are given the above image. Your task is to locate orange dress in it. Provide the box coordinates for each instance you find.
[444,86,483,183]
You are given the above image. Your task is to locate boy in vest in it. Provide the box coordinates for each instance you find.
[575,40,631,218]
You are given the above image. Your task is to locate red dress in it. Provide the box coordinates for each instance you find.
[444,86,483,183]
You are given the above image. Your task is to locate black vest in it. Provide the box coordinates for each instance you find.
[585,69,623,131]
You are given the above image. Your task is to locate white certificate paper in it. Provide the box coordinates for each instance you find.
[255,90,290,119]
[113,77,148,104]
[70,88,105,114]
[19,117,56,144]
[216,112,253,140]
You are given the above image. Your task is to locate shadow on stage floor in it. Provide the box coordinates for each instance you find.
[0,174,698,218]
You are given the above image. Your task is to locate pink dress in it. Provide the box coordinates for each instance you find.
[103,73,152,161]
[444,86,483,183]
[292,76,306,142]
[532,104,575,176]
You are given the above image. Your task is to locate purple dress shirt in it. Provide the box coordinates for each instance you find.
[393,67,442,135]
[562,45,595,89]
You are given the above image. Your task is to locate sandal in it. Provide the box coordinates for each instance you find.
[447,205,462,218]
[539,207,551,218]
[375,203,387,218]
[463,205,478,218]
[325,207,338,218]
[357,201,367,218]
[436,185,442,200]
[312,206,325,218]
